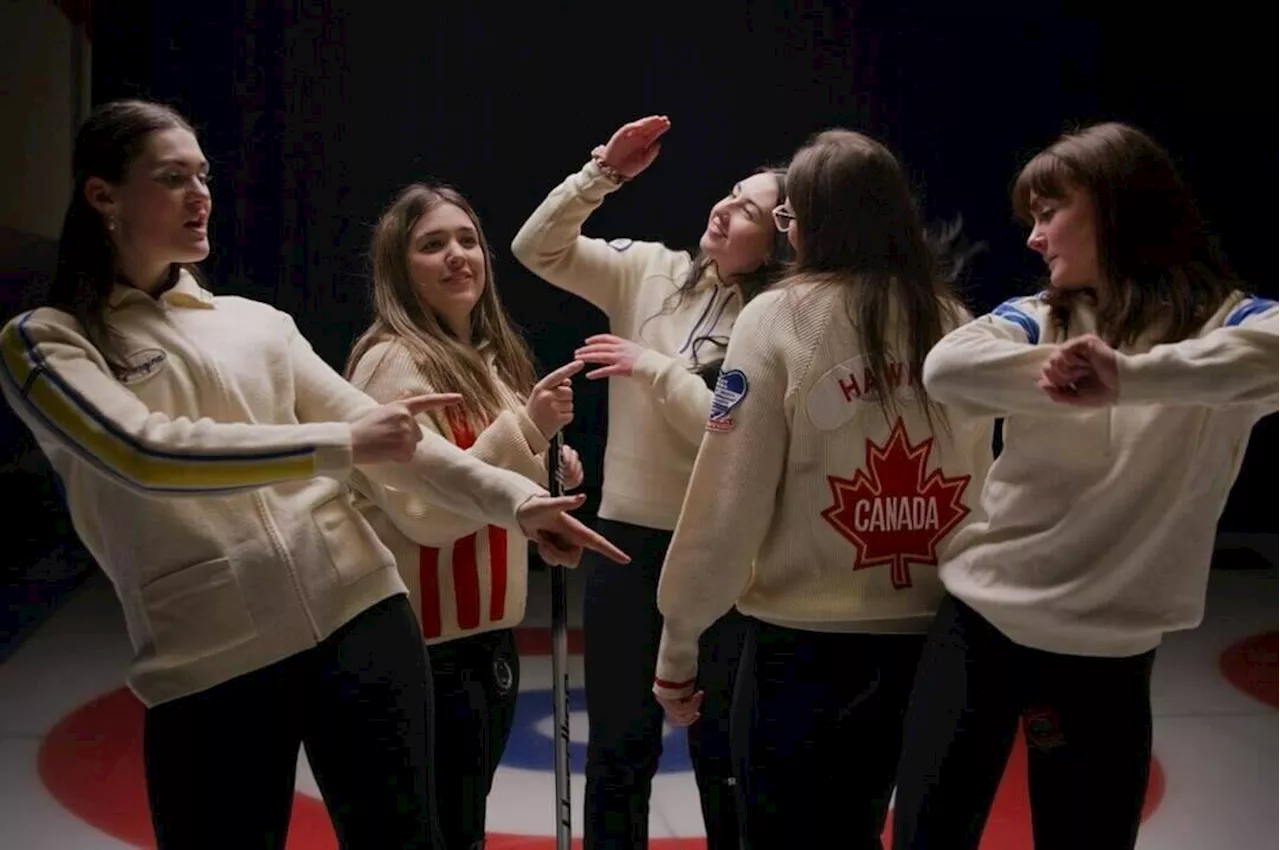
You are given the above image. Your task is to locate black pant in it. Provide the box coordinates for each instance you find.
[731,617,925,849]
[143,594,438,850]
[892,594,1157,850]
[426,627,520,850]
[581,517,747,850]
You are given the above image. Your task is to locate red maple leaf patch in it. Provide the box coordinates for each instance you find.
[820,418,971,590]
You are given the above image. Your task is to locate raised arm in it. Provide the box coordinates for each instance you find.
[922,295,1077,418]
[510,115,676,319]
[653,297,788,699]
[0,309,353,497]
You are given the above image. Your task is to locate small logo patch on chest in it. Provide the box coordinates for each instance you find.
[115,348,168,385]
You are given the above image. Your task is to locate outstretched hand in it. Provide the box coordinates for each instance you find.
[574,334,647,380]
[351,394,463,464]
[1038,333,1120,406]
[595,115,671,180]
[516,493,630,567]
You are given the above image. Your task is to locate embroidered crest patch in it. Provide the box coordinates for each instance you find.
[820,418,971,589]
[706,369,748,432]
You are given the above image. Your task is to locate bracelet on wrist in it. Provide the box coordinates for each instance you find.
[592,154,630,185]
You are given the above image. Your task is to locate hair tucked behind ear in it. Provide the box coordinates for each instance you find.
[49,99,197,374]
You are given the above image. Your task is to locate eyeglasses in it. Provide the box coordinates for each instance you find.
[772,206,795,233]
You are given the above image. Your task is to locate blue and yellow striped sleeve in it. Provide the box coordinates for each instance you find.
[0,310,353,497]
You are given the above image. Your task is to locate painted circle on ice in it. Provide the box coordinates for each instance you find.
[38,626,1165,848]
[502,687,692,773]
[1218,630,1277,708]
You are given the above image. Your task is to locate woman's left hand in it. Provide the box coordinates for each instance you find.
[575,334,647,379]
[655,689,704,727]
[558,443,584,490]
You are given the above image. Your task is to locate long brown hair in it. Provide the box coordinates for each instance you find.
[345,184,537,426]
[1012,121,1236,346]
[49,99,199,374]
[783,128,974,426]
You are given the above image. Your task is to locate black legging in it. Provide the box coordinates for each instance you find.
[581,517,747,850]
[426,627,521,850]
[143,593,439,849]
[731,617,926,849]
[892,594,1156,850]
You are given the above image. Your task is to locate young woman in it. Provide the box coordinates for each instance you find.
[345,183,588,850]
[0,99,626,850]
[511,114,790,849]
[891,122,1278,850]
[651,128,991,850]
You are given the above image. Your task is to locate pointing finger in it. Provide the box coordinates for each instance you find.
[534,360,585,390]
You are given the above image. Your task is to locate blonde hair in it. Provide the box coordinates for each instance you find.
[345,184,537,427]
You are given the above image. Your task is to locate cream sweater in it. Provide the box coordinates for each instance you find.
[654,282,993,697]
[924,290,1278,657]
[0,271,546,706]
[348,339,550,645]
[512,159,738,530]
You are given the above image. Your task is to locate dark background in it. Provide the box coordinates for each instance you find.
[3,0,1275,656]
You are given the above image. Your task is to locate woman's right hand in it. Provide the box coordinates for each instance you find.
[595,115,671,180]
[516,493,630,567]
[526,360,584,439]
[350,394,462,464]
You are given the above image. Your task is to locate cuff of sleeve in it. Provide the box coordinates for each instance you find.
[508,480,549,532]
[652,675,697,701]
[308,422,355,478]
[513,408,551,454]
[632,349,675,387]
[578,159,626,197]
[653,627,698,699]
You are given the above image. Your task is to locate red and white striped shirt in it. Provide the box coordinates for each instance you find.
[348,340,550,644]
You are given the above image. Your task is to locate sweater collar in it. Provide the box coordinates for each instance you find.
[109,267,216,310]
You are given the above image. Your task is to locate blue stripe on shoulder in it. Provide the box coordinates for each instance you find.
[990,300,1041,345]
[1225,296,1278,327]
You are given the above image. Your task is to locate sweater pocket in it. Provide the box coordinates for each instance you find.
[140,557,257,663]
[311,492,390,585]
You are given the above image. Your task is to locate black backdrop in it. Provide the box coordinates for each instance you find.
[84,0,1276,530]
